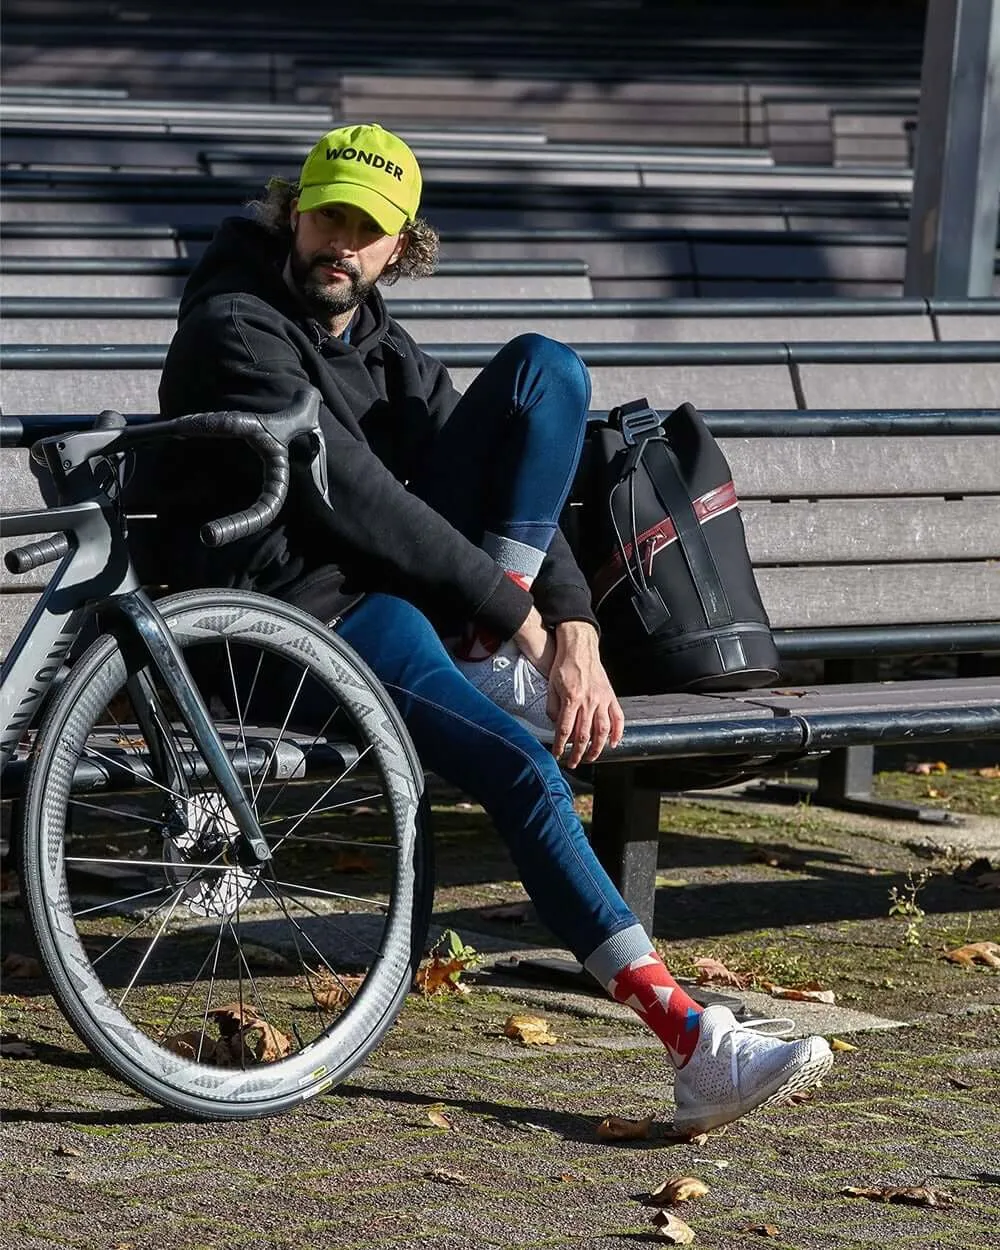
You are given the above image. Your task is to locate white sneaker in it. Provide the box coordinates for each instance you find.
[672,1004,834,1134]
[454,640,555,742]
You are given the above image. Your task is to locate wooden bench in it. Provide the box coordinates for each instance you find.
[4,405,999,936]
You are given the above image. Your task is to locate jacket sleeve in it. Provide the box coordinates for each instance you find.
[159,302,533,638]
[531,527,600,633]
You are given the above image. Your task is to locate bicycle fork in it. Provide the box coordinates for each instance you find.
[113,590,272,864]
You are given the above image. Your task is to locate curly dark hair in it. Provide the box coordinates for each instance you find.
[247,177,439,284]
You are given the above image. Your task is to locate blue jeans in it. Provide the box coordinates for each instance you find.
[337,334,648,978]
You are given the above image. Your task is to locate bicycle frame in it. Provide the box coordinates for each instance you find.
[0,435,272,863]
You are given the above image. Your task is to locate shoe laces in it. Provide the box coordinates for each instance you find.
[706,1015,796,1090]
[740,1016,796,1038]
[496,651,538,710]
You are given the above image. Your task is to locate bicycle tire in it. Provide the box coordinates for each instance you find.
[20,588,433,1119]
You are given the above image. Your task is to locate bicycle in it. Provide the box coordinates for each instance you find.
[0,390,433,1119]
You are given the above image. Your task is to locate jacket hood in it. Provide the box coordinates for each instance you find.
[178,216,390,354]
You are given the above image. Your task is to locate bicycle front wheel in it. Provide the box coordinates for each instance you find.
[20,589,432,1119]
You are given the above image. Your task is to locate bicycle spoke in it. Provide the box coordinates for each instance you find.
[158,930,225,1042]
[73,884,173,919]
[88,854,227,965]
[256,698,344,819]
[270,881,387,962]
[66,856,235,872]
[271,879,391,909]
[66,796,169,829]
[118,887,187,1008]
[267,744,375,854]
[253,870,340,1025]
[258,873,351,1019]
[259,790,387,829]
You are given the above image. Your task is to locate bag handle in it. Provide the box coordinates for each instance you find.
[643,438,735,628]
[608,396,665,446]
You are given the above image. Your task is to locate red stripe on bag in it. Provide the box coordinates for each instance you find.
[590,480,739,606]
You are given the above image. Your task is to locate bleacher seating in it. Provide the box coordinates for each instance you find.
[3,0,999,930]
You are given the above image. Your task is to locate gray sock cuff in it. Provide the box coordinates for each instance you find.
[482,532,546,579]
[583,923,655,988]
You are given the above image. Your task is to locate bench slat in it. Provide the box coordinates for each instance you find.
[721,676,1000,715]
[741,498,1000,563]
[798,362,1000,408]
[758,563,1000,628]
[725,436,1000,496]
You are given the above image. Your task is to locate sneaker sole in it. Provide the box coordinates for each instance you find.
[673,1045,834,1135]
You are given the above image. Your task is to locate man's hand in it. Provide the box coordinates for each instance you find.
[546,621,625,767]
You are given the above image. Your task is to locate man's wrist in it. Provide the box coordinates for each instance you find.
[555,619,599,642]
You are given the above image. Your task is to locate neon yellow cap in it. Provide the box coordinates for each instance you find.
[296,123,421,235]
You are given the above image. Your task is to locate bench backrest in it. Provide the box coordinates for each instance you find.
[4,411,999,660]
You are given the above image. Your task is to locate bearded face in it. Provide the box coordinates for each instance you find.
[286,239,377,319]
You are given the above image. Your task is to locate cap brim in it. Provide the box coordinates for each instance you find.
[297,181,408,235]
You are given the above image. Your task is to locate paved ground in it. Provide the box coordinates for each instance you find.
[2,781,999,1250]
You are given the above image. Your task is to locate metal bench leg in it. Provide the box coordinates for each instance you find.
[589,766,660,936]
[756,659,962,825]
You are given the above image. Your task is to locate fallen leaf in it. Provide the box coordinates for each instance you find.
[311,972,365,1011]
[206,1001,264,1036]
[830,1037,858,1052]
[426,1108,452,1130]
[909,760,949,775]
[947,1075,974,1090]
[692,1158,730,1170]
[650,1210,696,1243]
[692,956,750,989]
[842,1184,954,1208]
[687,1132,710,1146]
[596,1115,653,1142]
[780,1089,813,1105]
[554,1171,594,1184]
[54,1144,82,1157]
[647,1175,710,1205]
[0,1036,36,1059]
[977,766,1000,779]
[503,1013,558,1045]
[764,980,836,1004]
[1,953,42,979]
[162,1030,218,1062]
[422,1167,469,1186]
[479,901,532,922]
[241,1020,293,1063]
[414,956,474,996]
[743,1225,780,1238]
[942,941,1000,969]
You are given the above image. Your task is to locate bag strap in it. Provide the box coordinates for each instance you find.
[643,438,735,628]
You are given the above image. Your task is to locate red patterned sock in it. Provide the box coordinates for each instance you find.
[607,952,703,1068]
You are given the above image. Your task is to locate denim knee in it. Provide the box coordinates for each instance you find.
[502,332,593,417]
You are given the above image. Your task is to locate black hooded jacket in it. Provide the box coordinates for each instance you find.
[152,217,597,636]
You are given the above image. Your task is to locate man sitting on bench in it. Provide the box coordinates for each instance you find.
[155,121,834,1134]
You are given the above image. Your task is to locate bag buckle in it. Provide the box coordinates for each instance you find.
[609,396,664,446]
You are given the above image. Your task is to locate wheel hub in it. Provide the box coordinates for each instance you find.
[163,793,261,919]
